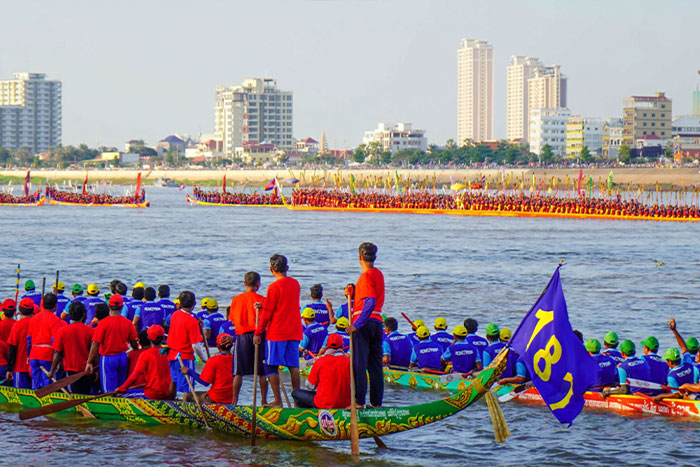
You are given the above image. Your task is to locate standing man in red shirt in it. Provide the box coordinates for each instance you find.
[291,333,351,408]
[6,298,34,389]
[49,302,95,394]
[166,290,204,401]
[229,271,268,405]
[85,295,139,393]
[0,300,17,343]
[347,242,385,408]
[254,254,303,408]
[117,325,174,400]
[27,293,66,389]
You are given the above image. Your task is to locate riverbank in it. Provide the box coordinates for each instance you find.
[2,167,699,190]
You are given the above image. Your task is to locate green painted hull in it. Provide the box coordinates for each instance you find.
[0,351,507,441]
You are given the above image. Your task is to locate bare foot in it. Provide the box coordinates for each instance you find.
[263,400,283,408]
[345,404,364,410]
[231,399,238,406]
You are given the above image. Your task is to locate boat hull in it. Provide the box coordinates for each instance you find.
[45,198,149,208]
[186,194,283,207]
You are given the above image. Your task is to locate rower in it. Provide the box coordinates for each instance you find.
[200,298,227,348]
[133,287,164,332]
[319,316,351,356]
[126,330,151,389]
[27,293,66,389]
[430,317,453,352]
[49,302,94,394]
[166,291,205,402]
[54,282,71,319]
[584,338,617,388]
[291,333,351,409]
[602,332,623,362]
[180,333,235,403]
[334,283,355,321]
[407,319,425,347]
[482,323,506,367]
[229,271,268,406]
[464,318,488,360]
[0,300,16,343]
[83,283,106,326]
[299,308,328,359]
[496,328,517,377]
[157,285,177,323]
[0,338,8,385]
[122,284,144,322]
[668,318,700,365]
[6,298,35,389]
[117,325,175,400]
[303,283,335,326]
[640,335,668,386]
[85,294,139,393]
[381,317,412,367]
[605,340,651,395]
[60,284,86,322]
[496,354,530,386]
[409,326,443,370]
[442,325,481,375]
[21,280,42,306]
[653,348,700,403]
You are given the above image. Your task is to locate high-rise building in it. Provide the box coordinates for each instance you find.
[566,116,603,158]
[506,56,542,141]
[528,65,567,115]
[215,78,293,155]
[622,92,672,146]
[457,39,493,145]
[0,72,61,153]
[529,108,570,157]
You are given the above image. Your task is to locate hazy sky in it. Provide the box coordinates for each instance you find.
[2,0,698,148]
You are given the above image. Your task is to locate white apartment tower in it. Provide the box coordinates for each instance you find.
[457,39,493,145]
[506,56,543,141]
[215,78,293,155]
[0,73,61,153]
[528,65,567,113]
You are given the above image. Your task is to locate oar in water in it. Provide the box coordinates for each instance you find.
[347,294,360,458]
[177,355,211,430]
[40,367,95,418]
[498,382,534,403]
[35,370,90,398]
[19,385,142,421]
[250,304,261,446]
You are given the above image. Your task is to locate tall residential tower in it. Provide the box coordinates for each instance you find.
[457,39,493,144]
[506,56,543,141]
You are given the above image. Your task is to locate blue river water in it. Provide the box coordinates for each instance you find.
[1,187,699,466]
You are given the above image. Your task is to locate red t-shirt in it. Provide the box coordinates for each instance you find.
[229,291,265,335]
[0,318,16,344]
[92,315,137,356]
[0,339,8,366]
[28,310,66,361]
[200,353,234,403]
[308,353,351,409]
[118,347,171,400]
[256,276,302,341]
[166,310,202,360]
[127,348,148,386]
[352,267,385,323]
[7,317,32,372]
[53,323,95,372]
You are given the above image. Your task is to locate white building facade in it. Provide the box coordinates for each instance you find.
[363,123,427,154]
[506,56,543,141]
[0,72,61,153]
[529,108,571,157]
[457,39,493,144]
[215,78,293,156]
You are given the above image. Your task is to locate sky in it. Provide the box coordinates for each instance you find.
[2,0,698,149]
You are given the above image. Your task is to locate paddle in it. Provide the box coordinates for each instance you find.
[40,367,95,418]
[279,377,292,408]
[19,385,142,421]
[626,378,672,392]
[198,320,211,360]
[14,263,20,304]
[400,312,418,331]
[250,304,260,446]
[498,382,533,403]
[177,355,211,430]
[348,294,360,458]
[36,370,90,398]
[41,277,46,297]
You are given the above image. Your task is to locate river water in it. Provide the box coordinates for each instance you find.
[1,187,699,466]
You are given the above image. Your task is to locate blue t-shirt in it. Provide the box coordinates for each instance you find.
[483,341,507,366]
[410,340,443,369]
[83,296,106,325]
[667,363,699,388]
[515,356,530,381]
[21,291,42,306]
[305,301,330,326]
[299,322,328,358]
[55,293,71,318]
[443,340,480,373]
[682,351,698,366]
[466,334,488,359]
[603,348,624,363]
[592,354,618,387]
[430,331,453,352]
[617,356,651,392]
[642,353,668,385]
[157,298,177,321]
[201,311,228,347]
[335,302,352,321]
[135,300,165,332]
[382,331,412,367]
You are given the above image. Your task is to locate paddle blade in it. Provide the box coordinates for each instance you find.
[36,371,89,399]
[19,396,93,421]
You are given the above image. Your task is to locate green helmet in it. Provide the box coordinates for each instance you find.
[584,338,601,354]
[619,339,635,356]
[24,279,35,291]
[640,336,659,352]
[71,283,84,294]
[485,323,500,336]
[686,337,700,353]
[664,347,681,362]
[604,332,619,346]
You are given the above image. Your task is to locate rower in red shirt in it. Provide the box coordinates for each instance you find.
[166,290,204,401]
[254,254,303,407]
[181,332,235,403]
[347,242,385,408]
[27,293,66,389]
[0,300,17,343]
[126,330,152,388]
[6,298,35,389]
[85,294,139,393]
[49,301,95,394]
[228,271,268,405]
[117,325,174,400]
[291,333,351,408]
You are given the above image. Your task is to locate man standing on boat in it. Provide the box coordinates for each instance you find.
[27,293,66,389]
[347,242,385,408]
[254,254,303,408]
[167,291,204,402]
[6,298,35,389]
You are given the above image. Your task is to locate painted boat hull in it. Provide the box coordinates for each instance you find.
[0,199,44,207]
[44,197,149,208]
[186,194,283,207]
[0,351,507,440]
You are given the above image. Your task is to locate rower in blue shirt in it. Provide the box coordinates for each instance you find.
[653,348,700,403]
[464,318,488,360]
[121,284,144,321]
[133,287,165,332]
[442,325,481,374]
[409,326,442,370]
[640,336,668,385]
[299,308,328,359]
[61,284,88,322]
[157,285,177,322]
[430,317,453,352]
[319,317,351,355]
[382,317,412,367]
[610,340,652,395]
[200,299,227,348]
[602,331,624,363]
[83,283,106,326]
[303,284,334,327]
[407,319,425,347]
[497,354,530,386]
[21,280,42,306]
[53,282,71,319]
[482,323,506,366]
[334,283,355,321]
[584,338,617,388]
[668,318,700,366]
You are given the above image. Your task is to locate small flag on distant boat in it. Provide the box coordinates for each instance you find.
[135,172,142,197]
[509,264,598,425]
[82,170,88,195]
[23,170,30,197]
[222,173,227,193]
[178,183,185,191]
[264,178,279,191]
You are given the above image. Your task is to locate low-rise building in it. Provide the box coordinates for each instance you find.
[90,152,139,166]
[566,116,603,158]
[622,92,672,146]
[234,141,283,165]
[363,123,427,153]
[156,135,186,156]
[295,137,319,155]
[603,119,624,159]
[529,108,570,157]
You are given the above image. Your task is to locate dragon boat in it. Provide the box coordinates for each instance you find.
[0,190,44,207]
[185,193,283,208]
[44,197,150,208]
[1,351,507,440]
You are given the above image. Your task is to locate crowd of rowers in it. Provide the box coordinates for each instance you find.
[291,188,700,219]
[44,186,146,205]
[0,190,42,204]
[192,187,283,205]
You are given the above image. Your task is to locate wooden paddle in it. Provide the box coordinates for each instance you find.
[348,295,360,457]
[197,320,211,360]
[279,376,292,408]
[40,367,95,418]
[400,312,418,331]
[498,382,533,403]
[19,385,142,421]
[36,370,90,399]
[250,304,260,446]
[177,355,211,430]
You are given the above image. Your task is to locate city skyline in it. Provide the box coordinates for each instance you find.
[1,0,698,148]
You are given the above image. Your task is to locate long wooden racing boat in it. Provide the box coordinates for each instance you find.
[44,197,150,208]
[186,193,283,208]
[0,190,44,206]
[1,351,507,440]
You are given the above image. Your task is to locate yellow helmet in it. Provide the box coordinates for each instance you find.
[413,319,425,328]
[134,282,145,289]
[301,307,316,319]
[87,283,99,295]
[453,325,468,338]
[207,298,219,310]
[499,328,512,341]
[435,317,447,330]
[54,281,65,292]
[336,317,350,329]
[416,325,430,339]
[201,297,211,309]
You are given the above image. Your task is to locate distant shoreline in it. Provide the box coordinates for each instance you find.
[1,167,700,190]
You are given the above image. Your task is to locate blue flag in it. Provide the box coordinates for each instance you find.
[509,265,598,425]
